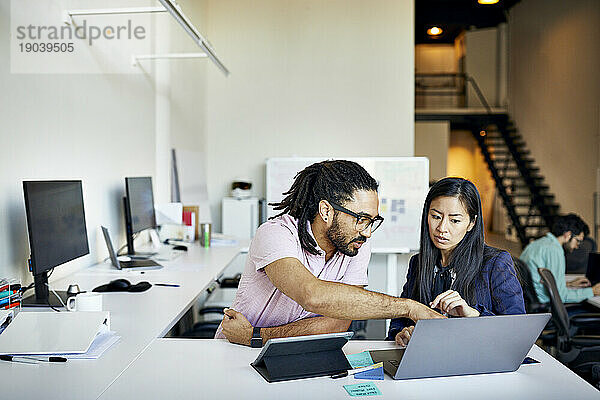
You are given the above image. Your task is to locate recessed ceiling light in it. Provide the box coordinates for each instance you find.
[427,26,443,36]
[478,0,499,4]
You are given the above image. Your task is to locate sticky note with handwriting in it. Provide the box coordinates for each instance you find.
[346,352,374,368]
[343,382,382,397]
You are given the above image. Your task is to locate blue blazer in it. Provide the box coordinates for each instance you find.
[387,247,525,341]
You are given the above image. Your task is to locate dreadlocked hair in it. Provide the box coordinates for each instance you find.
[270,160,379,255]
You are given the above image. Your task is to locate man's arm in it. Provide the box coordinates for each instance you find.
[222,284,364,346]
[221,309,351,346]
[546,247,594,303]
[265,257,443,321]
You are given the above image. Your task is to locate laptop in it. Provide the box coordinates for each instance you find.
[585,252,600,285]
[370,313,550,380]
[101,226,162,270]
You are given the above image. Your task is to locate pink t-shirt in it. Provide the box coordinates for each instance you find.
[214,214,371,338]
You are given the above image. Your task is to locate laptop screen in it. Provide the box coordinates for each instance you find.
[586,252,600,285]
[101,226,121,269]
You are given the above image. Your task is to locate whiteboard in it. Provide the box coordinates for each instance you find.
[266,157,429,252]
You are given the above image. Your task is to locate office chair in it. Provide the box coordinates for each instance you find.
[513,256,556,348]
[182,273,243,338]
[513,256,548,313]
[538,267,600,388]
[566,236,597,274]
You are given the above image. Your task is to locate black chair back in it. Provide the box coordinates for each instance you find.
[538,268,571,338]
[513,257,540,311]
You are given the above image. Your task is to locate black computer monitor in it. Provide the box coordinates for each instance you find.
[124,177,157,256]
[22,180,89,307]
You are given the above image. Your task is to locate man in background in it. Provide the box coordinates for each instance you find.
[521,214,600,305]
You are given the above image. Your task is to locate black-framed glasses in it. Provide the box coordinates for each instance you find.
[329,201,384,233]
[571,235,583,245]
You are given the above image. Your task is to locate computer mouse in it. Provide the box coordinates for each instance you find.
[117,255,132,262]
[93,278,131,292]
[110,279,132,289]
[173,245,188,251]
[128,281,152,292]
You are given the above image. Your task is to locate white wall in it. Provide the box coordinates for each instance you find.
[202,0,416,231]
[415,44,456,73]
[0,2,159,284]
[508,0,600,227]
[465,27,500,108]
[167,0,208,179]
[415,122,449,181]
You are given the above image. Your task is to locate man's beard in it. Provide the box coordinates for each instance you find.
[326,217,367,257]
[562,243,575,254]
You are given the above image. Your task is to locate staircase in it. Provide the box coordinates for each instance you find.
[472,119,560,247]
[416,73,561,248]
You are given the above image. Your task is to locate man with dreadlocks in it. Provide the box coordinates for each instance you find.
[215,160,443,347]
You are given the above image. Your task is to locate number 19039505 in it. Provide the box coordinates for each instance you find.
[19,42,74,53]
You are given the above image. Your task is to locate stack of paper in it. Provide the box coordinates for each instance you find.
[0,311,113,358]
[50,331,121,360]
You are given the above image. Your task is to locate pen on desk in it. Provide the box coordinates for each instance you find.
[20,356,67,363]
[0,355,38,365]
[1,355,67,363]
[153,283,180,287]
[330,362,384,379]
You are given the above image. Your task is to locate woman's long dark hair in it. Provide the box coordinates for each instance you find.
[270,160,378,255]
[413,177,494,305]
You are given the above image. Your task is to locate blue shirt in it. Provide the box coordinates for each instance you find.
[387,247,525,340]
[520,233,593,304]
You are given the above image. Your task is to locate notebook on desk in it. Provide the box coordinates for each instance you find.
[0,311,110,355]
[371,313,550,380]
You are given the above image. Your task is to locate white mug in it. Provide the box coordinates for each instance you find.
[66,292,103,312]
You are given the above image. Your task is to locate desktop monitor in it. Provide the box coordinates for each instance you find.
[124,177,157,256]
[22,180,89,307]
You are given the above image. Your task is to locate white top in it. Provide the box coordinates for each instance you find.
[98,339,599,400]
[0,243,242,400]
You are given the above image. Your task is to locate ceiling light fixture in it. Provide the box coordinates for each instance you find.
[427,27,443,36]
[158,0,229,76]
[478,0,500,5]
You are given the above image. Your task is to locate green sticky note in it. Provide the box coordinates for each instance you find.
[343,382,382,397]
[346,351,374,368]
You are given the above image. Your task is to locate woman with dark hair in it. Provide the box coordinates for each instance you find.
[387,177,525,345]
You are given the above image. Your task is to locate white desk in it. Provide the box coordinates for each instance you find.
[0,244,242,400]
[98,339,599,400]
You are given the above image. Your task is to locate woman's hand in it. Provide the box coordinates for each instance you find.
[395,326,414,346]
[430,290,480,317]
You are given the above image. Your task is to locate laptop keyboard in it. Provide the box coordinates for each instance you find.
[389,359,400,368]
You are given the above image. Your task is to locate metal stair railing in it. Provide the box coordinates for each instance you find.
[417,73,560,247]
